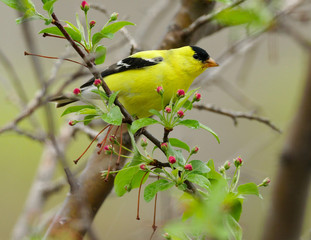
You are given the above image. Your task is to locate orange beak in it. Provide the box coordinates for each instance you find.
[204,57,219,68]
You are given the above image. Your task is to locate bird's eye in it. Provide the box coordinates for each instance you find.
[193,54,199,59]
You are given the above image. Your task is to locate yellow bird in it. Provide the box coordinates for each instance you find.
[51,46,218,118]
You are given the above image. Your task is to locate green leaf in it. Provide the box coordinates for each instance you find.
[167,146,185,167]
[114,166,140,196]
[61,105,95,117]
[144,179,174,202]
[149,109,165,122]
[183,100,193,110]
[91,89,108,101]
[78,108,97,115]
[108,90,119,108]
[237,183,259,197]
[43,0,57,16]
[226,215,243,240]
[205,159,223,180]
[92,21,134,45]
[76,13,85,43]
[189,160,210,174]
[186,173,210,189]
[169,138,190,152]
[199,122,220,143]
[94,45,107,65]
[130,118,159,134]
[39,26,82,42]
[177,119,200,129]
[215,8,259,26]
[83,115,97,125]
[101,106,123,125]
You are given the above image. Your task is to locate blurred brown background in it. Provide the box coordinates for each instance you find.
[0,0,310,239]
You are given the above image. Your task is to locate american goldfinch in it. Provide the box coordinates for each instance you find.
[51,46,218,118]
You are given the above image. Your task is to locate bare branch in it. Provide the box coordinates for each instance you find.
[194,103,281,133]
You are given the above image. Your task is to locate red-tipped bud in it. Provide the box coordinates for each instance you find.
[89,20,96,29]
[184,164,193,171]
[68,120,77,126]
[191,146,199,155]
[177,110,184,118]
[234,156,243,167]
[259,177,271,187]
[109,135,117,144]
[165,106,172,113]
[73,88,81,95]
[176,89,185,98]
[104,145,113,154]
[140,138,148,148]
[110,12,119,21]
[140,164,146,171]
[168,156,176,164]
[93,78,102,87]
[81,1,89,12]
[193,93,201,102]
[224,160,231,170]
[156,86,164,96]
[161,142,168,151]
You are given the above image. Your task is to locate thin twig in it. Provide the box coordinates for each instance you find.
[194,103,281,133]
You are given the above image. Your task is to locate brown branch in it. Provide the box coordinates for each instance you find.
[194,103,281,133]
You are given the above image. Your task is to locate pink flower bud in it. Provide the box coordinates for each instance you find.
[73,88,81,95]
[184,164,193,171]
[194,93,201,102]
[165,106,172,113]
[161,142,168,151]
[224,160,231,170]
[234,156,243,167]
[93,78,102,87]
[81,1,89,12]
[68,120,77,126]
[156,86,164,95]
[177,110,184,118]
[260,177,271,187]
[176,89,185,98]
[140,138,148,148]
[89,20,96,29]
[110,12,119,21]
[109,135,117,144]
[168,156,176,164]
[191,146,199,154]
[104,145,113,154]
[140,164,146,171]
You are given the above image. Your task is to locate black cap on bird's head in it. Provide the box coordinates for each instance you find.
[191,46,218,68]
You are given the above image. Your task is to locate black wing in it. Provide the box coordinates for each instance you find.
[80,56,163,89]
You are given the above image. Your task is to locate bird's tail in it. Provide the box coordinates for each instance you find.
[49,95,78,108]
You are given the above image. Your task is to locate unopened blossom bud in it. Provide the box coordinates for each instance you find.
[161,142,168,151]
[168,156,176,164]
[140,138,148,148]
[224,161,231,170]
[80,1,89,12]
[109,135,117,144]
[163,233,172,240]
[191,146,199,155]
[68,120,77,126]
[140,164,146,171]
[104,145,113,154]
[110,12,119,21]
[176,89,185,98]
[193,93,201,102]
[156,86,164,96]
[93,78,102,87]
[177,110,184,118]
[219,166,225,174]
[260,177,271,187]
[165,106,172,113]
[89,20,96,29]
[73,88,81,95]
[234,156,243,167]
[184,164,193,171]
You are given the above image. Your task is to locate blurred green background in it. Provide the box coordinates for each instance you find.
[0,0,310,239]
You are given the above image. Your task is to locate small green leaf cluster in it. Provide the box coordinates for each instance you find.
[0,0,134,65]
[62,87,123,126]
